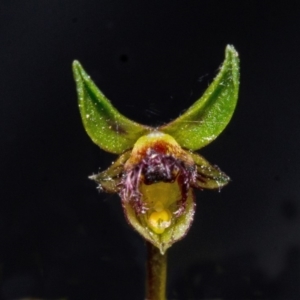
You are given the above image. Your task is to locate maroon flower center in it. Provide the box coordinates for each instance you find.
[120,149,196,215]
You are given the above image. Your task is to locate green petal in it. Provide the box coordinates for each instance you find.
[73,61,152,154]
[89,150,131,193]
[160,45,240,150]
[190,152,230,189]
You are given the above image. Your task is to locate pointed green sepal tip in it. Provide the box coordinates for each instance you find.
[160,44,240,150]
[190,152,230,189]
[72,60,151,154]
[89,150,131,193]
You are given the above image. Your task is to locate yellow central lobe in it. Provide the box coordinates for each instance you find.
[140,181,181,234]
[148,209,172,234]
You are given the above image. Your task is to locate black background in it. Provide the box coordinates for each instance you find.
[1,1,300,299]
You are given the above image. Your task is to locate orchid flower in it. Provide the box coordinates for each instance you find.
[72,45,239,254]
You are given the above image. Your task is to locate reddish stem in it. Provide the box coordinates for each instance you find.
[146,242,167,300]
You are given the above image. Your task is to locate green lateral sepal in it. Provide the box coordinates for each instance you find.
[73,61,152,154]
[160,45,240,150]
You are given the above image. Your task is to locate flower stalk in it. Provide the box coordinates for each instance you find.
[146,242,167,300]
